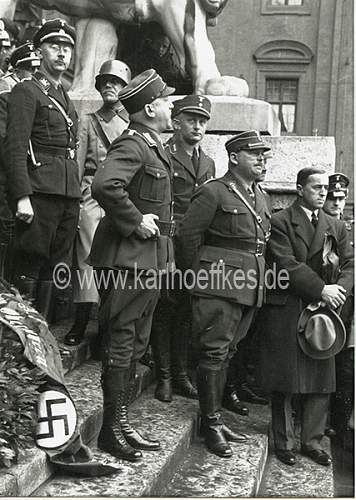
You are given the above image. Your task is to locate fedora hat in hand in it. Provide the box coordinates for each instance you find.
[297,302,346,360]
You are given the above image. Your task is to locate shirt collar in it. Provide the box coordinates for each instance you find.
[300,206,319,222]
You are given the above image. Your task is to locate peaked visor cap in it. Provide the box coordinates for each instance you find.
[118,68,175,114]
[327,172,350,198]
[34,18,76,48]
[172,94,211,119]
[225,130,271,155]
[10,42,41,68]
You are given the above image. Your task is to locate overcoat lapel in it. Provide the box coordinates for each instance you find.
[196,148,211,180]
[170,140,195,177]
[290,202,314,249]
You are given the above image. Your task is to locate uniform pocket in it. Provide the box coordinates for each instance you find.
[139,165,168,202]
[173,169,186,195]
[215,204,249,234]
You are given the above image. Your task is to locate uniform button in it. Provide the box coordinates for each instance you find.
[174,172,178,177]
[218,259,224,263]
[157,172,161,177]
[195,183,198,187]
[233,209,237,214]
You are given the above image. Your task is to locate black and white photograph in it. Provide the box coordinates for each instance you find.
[0,0,354,498]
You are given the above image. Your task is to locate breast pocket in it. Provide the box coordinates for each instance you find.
[172,169,186,195]
[139,165,168,202]
[215,204,249,234]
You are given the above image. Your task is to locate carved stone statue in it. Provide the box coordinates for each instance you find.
[0,0,249,97]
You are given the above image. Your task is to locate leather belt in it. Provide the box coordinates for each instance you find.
[156,219,176,237]
[34,146,76,160]
[206,237,266,256]
[84,168,96,177]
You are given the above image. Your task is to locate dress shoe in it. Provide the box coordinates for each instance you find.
[222,424,248,442]
[223,390,249,416]
[236,383,269,405]
[301,447,332,466]
[275,449,296,466]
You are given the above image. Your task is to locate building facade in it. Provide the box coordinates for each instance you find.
[210,0,354,202]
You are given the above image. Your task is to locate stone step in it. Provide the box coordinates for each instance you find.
[163,405,270,497]
[34,387,199,497]
[0,360,154,497]
[258,437,334,498]
[51,319,96,374]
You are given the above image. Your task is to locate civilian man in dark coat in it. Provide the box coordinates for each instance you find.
[151,94,215,402]
[259,167,354,467]
[5,19,80,320]
[89,69,175,462]
[179,131,271,458]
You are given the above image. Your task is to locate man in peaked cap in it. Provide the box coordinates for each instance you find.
[0,42,41,281]
[0,20,11,77]
[179,130,271,458]
[323,172,349,220]
[64,59,131,349]
[5,18,80,321]
[150,94,215,403]
[323,172,354,443]
[88,68,175,462]
[258,167,353,467]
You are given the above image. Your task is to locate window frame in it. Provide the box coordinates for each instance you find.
[261,0,312,15]
[265,78,299,134]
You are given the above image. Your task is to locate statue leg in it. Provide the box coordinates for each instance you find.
[71,18,119,97]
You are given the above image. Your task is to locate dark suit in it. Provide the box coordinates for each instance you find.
[5,71,80,280]
[89,121,174,369]
[259,201,354,451]
[179,169,271,370]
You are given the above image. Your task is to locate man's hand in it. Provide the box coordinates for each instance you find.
[321,284,346,309]
[134,214,159,240]
[16,196,34,224]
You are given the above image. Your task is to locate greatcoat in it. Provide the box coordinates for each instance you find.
[259,200,354,394]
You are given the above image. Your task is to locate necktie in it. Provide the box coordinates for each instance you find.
[191,148,199,174]
[311,211,318,228]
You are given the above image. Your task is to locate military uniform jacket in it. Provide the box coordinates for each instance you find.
[259,201,354,394]
[5,71,80,201]
[89,121,174,272]
[165,137,215,226]
[179,170,271,306]
[78,104,129,182]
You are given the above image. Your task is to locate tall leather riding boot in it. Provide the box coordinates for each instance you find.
[97,366,142,462]
[36,280,54,323]
[64,302,93,346]
[222,362,249,416]
[151,303,173,402]
[14,275,38,304]
[171,311,198,400]
[120,363,160,450]
[197,366,232,458]
[219,366,248,443]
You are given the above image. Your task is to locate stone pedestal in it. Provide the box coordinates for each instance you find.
[72,94,281,136]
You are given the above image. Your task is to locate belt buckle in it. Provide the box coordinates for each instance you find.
[256,239,264,256]
[66,148,75,160]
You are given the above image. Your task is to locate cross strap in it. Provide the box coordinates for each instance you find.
[223,180,271,241]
